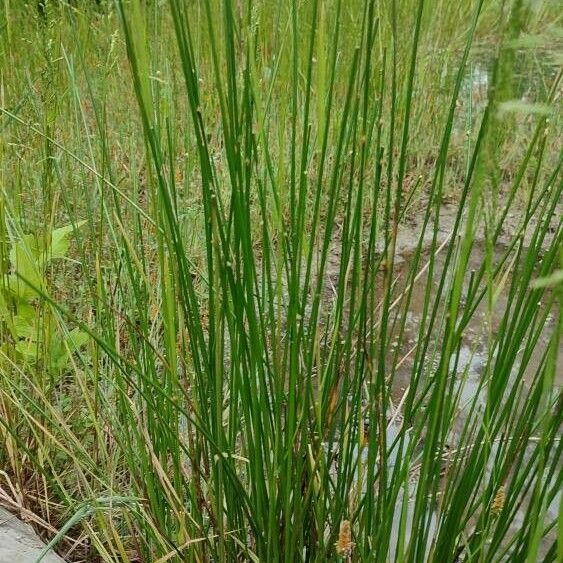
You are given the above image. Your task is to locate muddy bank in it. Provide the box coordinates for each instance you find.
[330,201,561,559]
[381,197,559,265]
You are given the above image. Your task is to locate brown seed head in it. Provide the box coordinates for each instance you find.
[336,519,354,556]
[491,485,505,516]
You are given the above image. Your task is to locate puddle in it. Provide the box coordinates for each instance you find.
[457,48,560,125]
[322,236,560,558]
[391,242,561,404]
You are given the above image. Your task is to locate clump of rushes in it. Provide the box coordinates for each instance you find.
[0,0,561,561]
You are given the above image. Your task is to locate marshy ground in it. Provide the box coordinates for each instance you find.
[0,1,561,561]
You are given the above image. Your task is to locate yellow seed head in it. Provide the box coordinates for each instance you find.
[491,485,505,516]
[336,519,353,556]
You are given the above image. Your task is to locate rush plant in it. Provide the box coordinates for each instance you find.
[0,0,560,561]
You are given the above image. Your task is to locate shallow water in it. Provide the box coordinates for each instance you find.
[391,242,561,407]
[329,240,561,558]
[458,48,560,122]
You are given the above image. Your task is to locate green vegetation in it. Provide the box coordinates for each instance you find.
[0,0,561,561]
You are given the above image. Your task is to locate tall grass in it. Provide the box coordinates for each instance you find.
[0,0,561,561]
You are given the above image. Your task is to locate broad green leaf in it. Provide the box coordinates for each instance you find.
[65,328,89,352]
[15,339,39,362]
[8,234,42,297]
[49,221,86,260]
[3,272,40,300]
[8,233,40,269]
[52,328,90,370]
[0,289,16,338]
[0,288,11,320]
[13,301,37,339]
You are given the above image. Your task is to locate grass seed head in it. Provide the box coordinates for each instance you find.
[491,485,506,516]
[336,519,354,557]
